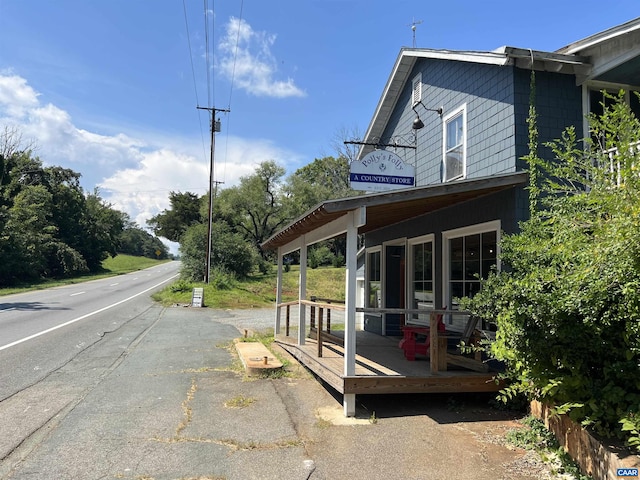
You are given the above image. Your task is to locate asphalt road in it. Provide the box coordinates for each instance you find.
[0,261,180,400]
[0,265,553,479]
[1,306,550,480]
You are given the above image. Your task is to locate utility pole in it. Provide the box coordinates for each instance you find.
[197,106,229,284]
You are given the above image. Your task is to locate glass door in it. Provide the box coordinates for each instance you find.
[384,243,405,336]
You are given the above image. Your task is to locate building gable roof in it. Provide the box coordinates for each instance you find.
[556,17,640,86]
[359,47,590,159]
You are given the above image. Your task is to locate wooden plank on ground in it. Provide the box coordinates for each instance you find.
[446,353,489,372]
[278,342,345,393]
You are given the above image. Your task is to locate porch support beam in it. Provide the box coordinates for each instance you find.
[274,247,283,335]
[343,207,366,417]
[278,211,355,255]
[298,235,307,346]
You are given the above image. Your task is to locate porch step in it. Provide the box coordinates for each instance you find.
[235,341,283,376]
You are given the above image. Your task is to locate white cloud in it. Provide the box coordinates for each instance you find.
[99,135,300,230]
[0,74,40,118]
[0,73,303,247]
[0,74,145,175]
[218,17,306,98]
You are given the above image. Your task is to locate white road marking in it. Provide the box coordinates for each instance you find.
[0,274,179,352]
[110,283,119,287]
[70,292,85,296]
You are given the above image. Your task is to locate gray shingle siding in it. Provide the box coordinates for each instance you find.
[365,187,526,310]
[380,59,518,186]
[513,68,583,170]
[378,59,583,187]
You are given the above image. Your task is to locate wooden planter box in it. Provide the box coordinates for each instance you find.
[531,401,639,480]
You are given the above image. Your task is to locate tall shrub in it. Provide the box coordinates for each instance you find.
[463,91,640,449]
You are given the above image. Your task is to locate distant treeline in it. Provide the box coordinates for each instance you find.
[0,130,169,287]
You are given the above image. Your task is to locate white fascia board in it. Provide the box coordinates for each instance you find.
[278,208,366,255]
[558,18,640,55]
[402,48,510,66]
[359,52,414,159]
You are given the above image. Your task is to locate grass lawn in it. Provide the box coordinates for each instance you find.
[0,255,171,296]
[1,256,346,310]
[152,265,346,309]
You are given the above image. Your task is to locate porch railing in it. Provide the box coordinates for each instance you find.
[275,302,487,373]
[602,140,640,186]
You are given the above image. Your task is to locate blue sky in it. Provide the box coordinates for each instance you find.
[0,0,638,239]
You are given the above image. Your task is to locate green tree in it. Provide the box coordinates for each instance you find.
[216,160,289,259]
[285,155,356,217]
[179,222,257,281]
[148,191,203,242]
[462,91,640,449]
[0,128,128,284]
[118,217,169,259]
[79,192,125,271]
[284,156,359,266]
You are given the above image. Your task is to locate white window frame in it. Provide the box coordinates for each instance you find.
[581,81,638,140]
[412,73,422,106]
[365,246,382,311]
[442,220,500,331]
[407,234,435,326]
[442,103,467,182]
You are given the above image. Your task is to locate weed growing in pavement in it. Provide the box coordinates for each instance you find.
[315,417,333,429]
[369,411,378,424]
[224,394,256,408]
[506,416,594,480]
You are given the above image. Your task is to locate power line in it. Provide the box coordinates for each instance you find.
[219,0,244,185]
[204,0,212,107]
[182,0,209,167]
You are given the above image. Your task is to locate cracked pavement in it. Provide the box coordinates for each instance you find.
[0,306,551,480]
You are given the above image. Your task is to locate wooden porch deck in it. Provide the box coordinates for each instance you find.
[275,329,503,396]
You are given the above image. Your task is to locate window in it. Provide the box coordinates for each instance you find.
[443,105,466,182]
[443,221,499,329]
[408,235,434,325]
[412,73,422,105]
[366,249,381,308]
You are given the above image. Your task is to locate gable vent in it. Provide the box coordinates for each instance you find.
[412,73,422,105]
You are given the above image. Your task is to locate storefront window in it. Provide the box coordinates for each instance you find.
[367,250,381,308]
[448,230,496,307]
[410,238,433,323]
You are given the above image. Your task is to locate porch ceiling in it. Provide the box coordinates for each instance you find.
[262,171,528,251]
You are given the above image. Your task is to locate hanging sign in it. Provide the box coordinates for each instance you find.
[350,150,415,192]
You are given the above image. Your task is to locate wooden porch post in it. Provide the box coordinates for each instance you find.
[274,247,283,335]
[298,235,307,346]
[343,208,364,417]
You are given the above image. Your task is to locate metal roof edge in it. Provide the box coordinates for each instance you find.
[556,17,640,55]
[323,171,528,213]
[262,172,529,250]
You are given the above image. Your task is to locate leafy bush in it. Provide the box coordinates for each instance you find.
[179,223,258,281]
[208,267,236,290]
[170,279,193,293]
[463,91,640,450]
[308,244,335,269]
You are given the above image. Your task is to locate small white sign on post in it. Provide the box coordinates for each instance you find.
[191,287,204,308]
[350,150,415,192]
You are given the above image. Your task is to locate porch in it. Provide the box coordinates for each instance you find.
[274,301,503,399]
[262,175,527,416]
